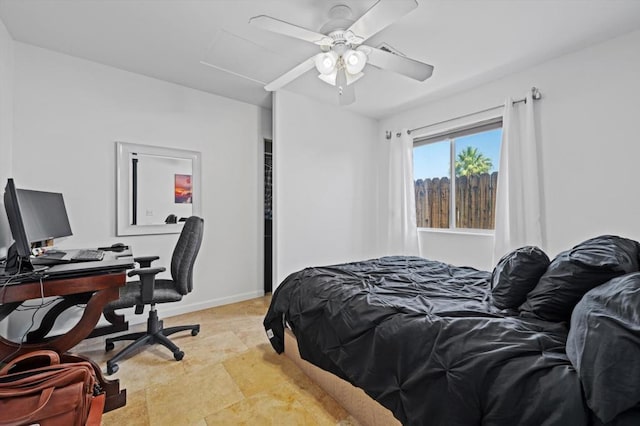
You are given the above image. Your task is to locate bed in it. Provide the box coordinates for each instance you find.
[264,235,640,426]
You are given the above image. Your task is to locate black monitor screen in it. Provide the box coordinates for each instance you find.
[3,179,74,274]
[4,178,30,258]
[17,189,73,244]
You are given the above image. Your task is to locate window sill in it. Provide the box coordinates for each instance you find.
[418,228,494,237]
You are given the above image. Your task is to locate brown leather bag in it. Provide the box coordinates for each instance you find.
[0,350,104,426]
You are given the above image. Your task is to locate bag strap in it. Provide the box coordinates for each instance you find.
[0,350,60,376]
[86,393,106,426]
[0,386,55,426]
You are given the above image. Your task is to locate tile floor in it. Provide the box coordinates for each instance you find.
[72,296,359,425]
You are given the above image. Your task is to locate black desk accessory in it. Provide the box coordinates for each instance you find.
[97,243,129,253]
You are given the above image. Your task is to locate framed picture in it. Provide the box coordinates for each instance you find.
[175,174,193,204]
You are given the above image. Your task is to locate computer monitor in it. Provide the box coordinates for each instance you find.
[3,178,73,274]
[18,188,73,244]
[4,178,31,271]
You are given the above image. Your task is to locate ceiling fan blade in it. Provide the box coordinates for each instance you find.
[264,55,317,91]
[337,68,356,106]
[250,15,333,47]
[360,45,434,81]
[347,0,418,43]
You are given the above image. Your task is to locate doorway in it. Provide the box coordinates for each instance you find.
[264,139,272,293]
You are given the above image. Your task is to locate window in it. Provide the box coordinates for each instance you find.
[413,119,502,230]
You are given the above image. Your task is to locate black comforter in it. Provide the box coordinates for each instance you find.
[264,256,589,426]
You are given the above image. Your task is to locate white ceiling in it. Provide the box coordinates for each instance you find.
[1,0,640,119]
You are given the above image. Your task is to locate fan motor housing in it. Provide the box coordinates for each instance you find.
[319,4,355,34]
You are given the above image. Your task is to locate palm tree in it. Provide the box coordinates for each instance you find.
[455,147,492,177]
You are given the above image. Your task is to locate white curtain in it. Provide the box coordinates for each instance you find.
[493,92,543,263]
[388,129,420,256]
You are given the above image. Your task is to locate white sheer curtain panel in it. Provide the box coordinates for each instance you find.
[388,130,419,256]
[493,92,543,264]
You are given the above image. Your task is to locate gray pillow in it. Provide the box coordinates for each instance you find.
[491,246,549,310]
[566,272,640,423]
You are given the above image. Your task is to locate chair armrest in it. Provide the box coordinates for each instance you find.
[127,267,166,278]
[134,255,160,268]
[127,266,166,304]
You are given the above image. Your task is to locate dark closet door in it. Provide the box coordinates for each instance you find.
[264,140,272,293]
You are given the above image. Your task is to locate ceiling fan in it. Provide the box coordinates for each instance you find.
[249,0,434,106]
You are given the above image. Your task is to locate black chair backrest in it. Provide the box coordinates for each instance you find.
[170,216,204,295]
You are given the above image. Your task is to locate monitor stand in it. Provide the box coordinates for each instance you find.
[4,243,34,275]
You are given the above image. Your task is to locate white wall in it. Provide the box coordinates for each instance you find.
[0,17,13,256]
[380,29,640,270]
[273,90,381,285]
[7,42,266,336]
[0,17,13,338]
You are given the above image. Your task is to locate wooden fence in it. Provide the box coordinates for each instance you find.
[415,172,498,229]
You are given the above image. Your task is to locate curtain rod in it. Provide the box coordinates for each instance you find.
[386,87,542,140]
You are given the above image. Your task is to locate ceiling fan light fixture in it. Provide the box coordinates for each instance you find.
[343,49,367,74]
[317,66,363,87]
[315,51,339,75]
[345,71,364,85]
[318,69,338,86]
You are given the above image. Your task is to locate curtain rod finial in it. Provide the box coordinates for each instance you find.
[531,87,542,100]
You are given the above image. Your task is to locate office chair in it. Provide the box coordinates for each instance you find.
[103,216,204,375]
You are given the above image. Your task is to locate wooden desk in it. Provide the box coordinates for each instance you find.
[0,253,134,412]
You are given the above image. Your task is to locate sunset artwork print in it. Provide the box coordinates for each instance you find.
[175,174,192,204]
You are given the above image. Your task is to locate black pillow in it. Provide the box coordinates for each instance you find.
[566,272,640,423]
[491,246,549,309]
[519,235,640,322]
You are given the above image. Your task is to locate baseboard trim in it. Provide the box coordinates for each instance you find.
[124,290,266,325]
[5,291,267,340]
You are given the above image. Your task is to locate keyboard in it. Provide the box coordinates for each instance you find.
[31,248,105,265]
[71,249,105,262]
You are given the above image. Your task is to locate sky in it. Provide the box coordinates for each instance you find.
[413,128,503,180]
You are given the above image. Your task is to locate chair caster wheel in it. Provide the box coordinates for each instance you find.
[107,363,119,375]
[105,342,115,352]
[174,351,184,361]
[191,328,199,336]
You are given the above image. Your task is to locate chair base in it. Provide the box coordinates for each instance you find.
[104,308,200,375]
